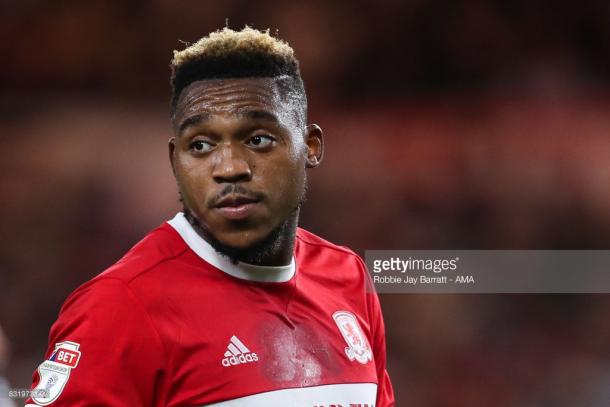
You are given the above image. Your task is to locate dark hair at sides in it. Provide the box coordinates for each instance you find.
[169,50,307,124]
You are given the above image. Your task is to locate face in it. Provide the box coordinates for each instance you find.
[169,77,323,257]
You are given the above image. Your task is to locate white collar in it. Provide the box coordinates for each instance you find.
[167,212,296,283]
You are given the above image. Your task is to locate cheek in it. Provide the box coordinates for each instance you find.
[175,157,211,199]
[257,155,305,205]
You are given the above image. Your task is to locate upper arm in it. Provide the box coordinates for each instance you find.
[26,278,169,406]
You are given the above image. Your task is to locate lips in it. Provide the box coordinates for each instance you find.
[213,194,261,220]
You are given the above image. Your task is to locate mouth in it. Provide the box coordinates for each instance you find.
[213,194,262,221]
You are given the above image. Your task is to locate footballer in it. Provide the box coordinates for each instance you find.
[26,27,395,406]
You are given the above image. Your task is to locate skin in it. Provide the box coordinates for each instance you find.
[169,77,323,266]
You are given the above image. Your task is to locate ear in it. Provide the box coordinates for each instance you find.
[304,124,323,168]
[168,137,177,175]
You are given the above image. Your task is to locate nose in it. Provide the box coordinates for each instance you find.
[211,144,252,183]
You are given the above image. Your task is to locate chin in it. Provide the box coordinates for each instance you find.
[216,225,275,248]
[209,232,279,265]
[184,206,295,264]
[216,234,262,250]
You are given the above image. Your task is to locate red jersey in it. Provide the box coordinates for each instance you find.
[26,213,395,406]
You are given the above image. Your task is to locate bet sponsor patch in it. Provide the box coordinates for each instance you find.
[31,341,81,405]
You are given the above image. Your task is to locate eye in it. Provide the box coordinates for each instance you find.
[246,134,276,149]
[190,139,214,153]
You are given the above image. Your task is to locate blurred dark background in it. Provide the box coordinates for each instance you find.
[1,1,610,405]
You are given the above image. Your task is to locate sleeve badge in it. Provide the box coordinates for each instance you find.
[31,341,81,405]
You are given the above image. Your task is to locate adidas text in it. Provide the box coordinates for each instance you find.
[221,335,259,367]
[221,352,259,366]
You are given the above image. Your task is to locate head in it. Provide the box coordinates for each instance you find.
[168,27,323,265]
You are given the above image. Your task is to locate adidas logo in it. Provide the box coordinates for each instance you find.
[221,335,259,367]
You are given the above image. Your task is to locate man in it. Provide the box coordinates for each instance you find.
[26,27,394,406]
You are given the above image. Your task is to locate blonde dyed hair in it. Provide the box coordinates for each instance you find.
[169,26,306,124]
[171,26,294,68]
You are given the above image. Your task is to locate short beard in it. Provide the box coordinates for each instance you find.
[181,181,307,266]
[183,207,296,265]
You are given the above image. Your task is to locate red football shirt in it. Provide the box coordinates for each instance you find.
[26,213,395,406]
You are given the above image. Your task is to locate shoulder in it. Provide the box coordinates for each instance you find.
[295,227,369,282]
[296,227,361,258]
[58,221,189,317]
[51,224,186,356]
[96,222,188,284]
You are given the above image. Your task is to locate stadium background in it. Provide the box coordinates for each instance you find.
[1,1,610,405]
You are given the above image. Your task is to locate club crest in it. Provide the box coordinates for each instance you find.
[31,341,81,405]
[332,311,372,364]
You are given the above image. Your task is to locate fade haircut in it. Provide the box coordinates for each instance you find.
[170,27,307,128]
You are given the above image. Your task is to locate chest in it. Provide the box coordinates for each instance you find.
[166,282,377,405]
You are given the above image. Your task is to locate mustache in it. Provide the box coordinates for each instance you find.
[207,184,266,208]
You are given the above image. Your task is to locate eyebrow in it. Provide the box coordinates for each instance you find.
[177,113,210,135]
[177,110,282,135]
[237,110,281,124]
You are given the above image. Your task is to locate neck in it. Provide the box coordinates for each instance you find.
[184,209,298,267]
[255,216,297,266]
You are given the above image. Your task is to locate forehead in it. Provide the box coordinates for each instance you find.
[174,77,284,125]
